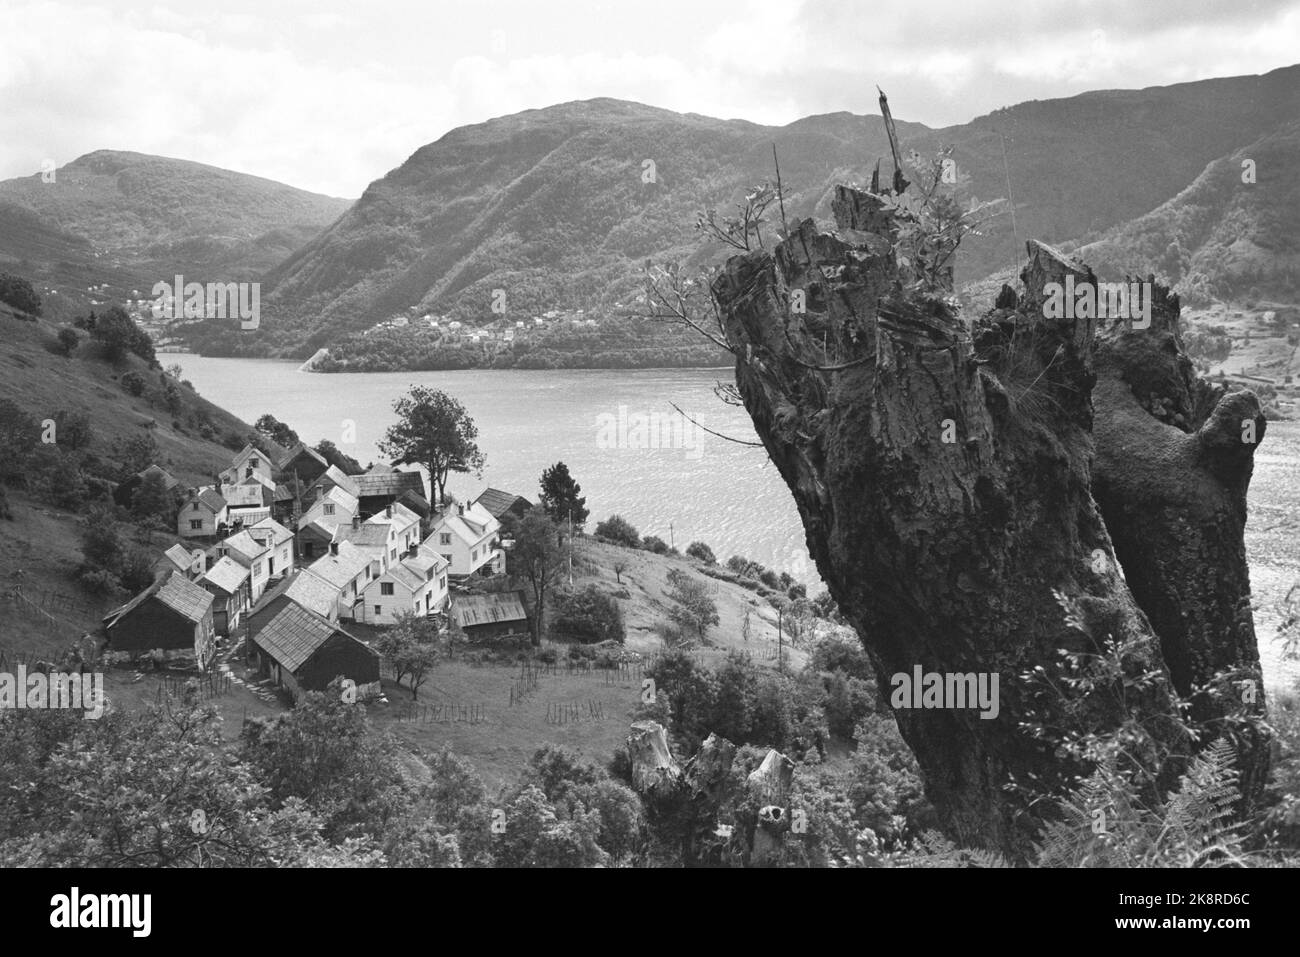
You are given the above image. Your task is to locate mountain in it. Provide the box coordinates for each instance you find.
[0,150,351,320]
[1073,120,1300,305]
[179,66,1299,362]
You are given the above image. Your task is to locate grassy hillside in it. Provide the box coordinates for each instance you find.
[1075,120,1300,305]
[182,66,1299,361]
[0,151,352,320]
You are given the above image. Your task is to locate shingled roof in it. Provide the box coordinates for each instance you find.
[201,556,250,595]
[451,591,528,629]
[104,569,213,628]
[473,488,534,520]
[354,470,425,499]
[254,603,355,673]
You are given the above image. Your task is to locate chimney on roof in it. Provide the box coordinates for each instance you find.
[352,515,360,530]
[385,505,392,518]
[330,542,339,557]
[458,503,465,516]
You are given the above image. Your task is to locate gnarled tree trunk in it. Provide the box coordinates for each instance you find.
[709,185,1268,859]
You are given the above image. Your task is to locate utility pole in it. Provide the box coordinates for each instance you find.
[777,606,784,674]
[669,521,674,550]
[567,508,573,587]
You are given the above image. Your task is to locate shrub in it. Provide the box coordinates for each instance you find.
[595,514,640,548]
[550,586,626,644]
[56,328,80,356]
[685,541,716,564]
[121,372,146,397]
[641,535,669,554]
[0,272,42,316]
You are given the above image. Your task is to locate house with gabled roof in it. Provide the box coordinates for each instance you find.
[360,544,449,624]
[244,569,339,643]
[250,603,380,701]
[154,542,199,579]
[426,501,503,577]
[276,442,329,488]
[296,484,359,562]
[211,529,271,603]
[364,502,422,560]
[221,443,277,487]
[306,540,372,621]
[103,569,216,669]
[199,556,251,637]
[247,517,295,585]
[334,518,395,578]
[310,464,361,500]
[178,487,229,539]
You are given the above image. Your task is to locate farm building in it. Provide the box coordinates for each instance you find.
[353,467,427,517]
[451,590,530,641]
[243,568,340,643]
[250,603,380,700]
[102,569,216,669]
[471,487,534,522]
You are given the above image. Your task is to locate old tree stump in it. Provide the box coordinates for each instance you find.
[707,183,1268,860]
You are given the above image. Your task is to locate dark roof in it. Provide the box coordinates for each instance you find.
[190,487,227,512]
[279,442,328,470]
[396,488,431,518]
[354,470,424,499]
[104,569,213,628]
[473,488,534,520]
[452,591,529,629]
[254,603,372,673]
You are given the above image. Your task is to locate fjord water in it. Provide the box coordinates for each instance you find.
[175,357,817,580]
[176,356,1300,689]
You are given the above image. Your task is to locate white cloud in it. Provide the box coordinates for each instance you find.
[1,0,1297,196]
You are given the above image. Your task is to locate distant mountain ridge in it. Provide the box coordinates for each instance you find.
[179,66,1299,360]
[0,150,352,320]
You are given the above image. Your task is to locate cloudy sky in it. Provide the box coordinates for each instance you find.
[2,0,1297,197]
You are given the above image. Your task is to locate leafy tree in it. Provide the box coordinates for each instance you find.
[538,461,588,531]
[550,585,625,643]
[26,446,88,511]
[642,535,669,554]
[0,272,42,316]
[131,470,175,524]
[685,541,715,564]
[55,327,79,356]
[0,399,41,484]
[374,611,439,698]
[121,371,146,396]
[0,701,337,867]
[511,510,564,646]
[238,685,410,842]
[117,432,158,480]
[52,409,92,452]
[665,567,719,643]
[91,306,153,364]
[595,514,640,547]
[80,505,123,569]
[255,413,299,448]
[315,439,364,475]
[378,386,484,505]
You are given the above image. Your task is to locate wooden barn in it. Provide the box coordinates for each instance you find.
[250,602,380,700]
[451,590,531,641]
[102,569,216,669]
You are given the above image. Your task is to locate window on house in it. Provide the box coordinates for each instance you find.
[245,468,253,478]
[350,582,357,595]
[381,582,394,596]
[441,556,451,567]
[253,562,263,576]
[192,503,200,511]
[190,520,203,530]
[471,548,477,561]
[374,605,381,616]
[440,533,451,545]
[390,548,397,560]
[250,457,259,468]
[324,504,335,515]
[439,576,446,590]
